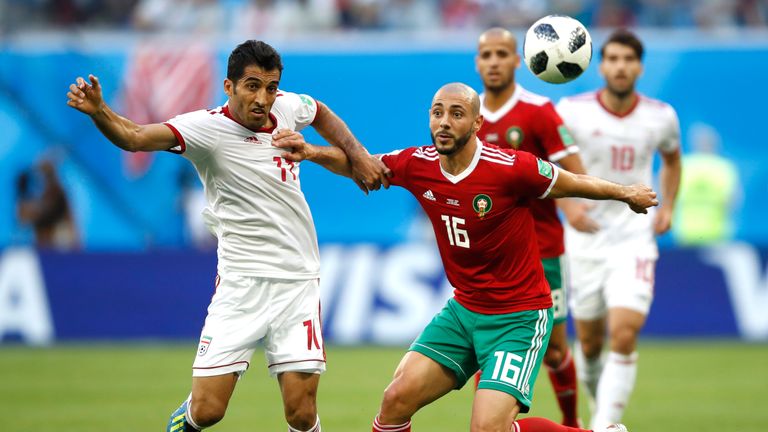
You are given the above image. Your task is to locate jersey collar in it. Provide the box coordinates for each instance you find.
[596,89,641,119]
[222,104,278,133]
[440,138,483,184]
[479,84,522,123]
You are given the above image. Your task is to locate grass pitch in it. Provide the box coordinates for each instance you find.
[2,340,766,431]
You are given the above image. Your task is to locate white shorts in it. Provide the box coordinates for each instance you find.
[567,254,656,321]
[192,275,326,378]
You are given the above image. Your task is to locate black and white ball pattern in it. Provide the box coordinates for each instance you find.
[523,15,592,84]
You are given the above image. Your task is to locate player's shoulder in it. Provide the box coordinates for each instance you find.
[479,141,518,167]
[169,105,226,124]
[639,94,677,117]
[517,86,552,107]
[379,145,430,160]
[272,89,316,110]
[558,91,598,107]
[409,145,439,161]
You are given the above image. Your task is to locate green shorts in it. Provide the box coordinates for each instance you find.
[409,298,553,413]
[542,255,569,325]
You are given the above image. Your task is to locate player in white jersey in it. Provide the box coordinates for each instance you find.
[66,40,389,432]
[555,29,682,430]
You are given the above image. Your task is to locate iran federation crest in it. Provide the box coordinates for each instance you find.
[473,194,493,218]
[198,335,213,356]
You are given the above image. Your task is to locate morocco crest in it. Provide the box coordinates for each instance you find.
[473,194,493,218]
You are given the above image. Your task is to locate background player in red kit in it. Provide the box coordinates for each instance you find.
[475,27,595,427]
[274,83,655,432]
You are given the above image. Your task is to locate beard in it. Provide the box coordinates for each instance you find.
[606,79,635,99]
[484,74,513,95]
[431,128,474,156]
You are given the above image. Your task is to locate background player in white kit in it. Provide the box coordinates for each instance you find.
[555,29,682,430]
[66,40,389,432]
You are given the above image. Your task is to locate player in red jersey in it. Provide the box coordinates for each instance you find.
[274,83,654,432]
[474,27,595,427]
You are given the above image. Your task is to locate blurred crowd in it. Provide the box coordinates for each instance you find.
[1,0,767,35]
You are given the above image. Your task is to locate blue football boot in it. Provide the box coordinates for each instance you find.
[166,399,199,432]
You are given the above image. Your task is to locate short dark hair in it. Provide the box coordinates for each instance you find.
[227,40,284,83]
[600,29,644,61]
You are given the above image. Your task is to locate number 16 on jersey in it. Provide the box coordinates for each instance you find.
[441,215,470,248]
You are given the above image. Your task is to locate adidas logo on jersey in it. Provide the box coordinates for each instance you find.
[244,136,260,144]
[422,190,436,201]
[446,198,460,206]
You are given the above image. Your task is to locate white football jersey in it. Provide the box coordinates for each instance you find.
[556,91,680,258]
[165,91,320,279]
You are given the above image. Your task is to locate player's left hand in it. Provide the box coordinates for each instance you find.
[653,205,673,235]
[273,129,315,162]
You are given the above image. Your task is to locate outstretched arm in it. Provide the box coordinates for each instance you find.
[311,100,390,192]
[555,153,600,233]
[66,74,177,152]
[273,129,389,192]
[548,168,658,214]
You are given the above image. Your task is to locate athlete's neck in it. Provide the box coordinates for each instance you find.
[440,137,478,175]
[599,88,637,116]
[483,83,516,112]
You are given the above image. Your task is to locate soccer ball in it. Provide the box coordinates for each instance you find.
[523,15,592,84]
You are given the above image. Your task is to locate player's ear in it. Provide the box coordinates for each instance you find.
[224,78,234,97]
[474,114,484,132]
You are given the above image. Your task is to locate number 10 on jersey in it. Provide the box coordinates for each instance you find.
[441,215,470,248]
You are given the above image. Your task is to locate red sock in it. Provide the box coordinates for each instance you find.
[372,415,411,432]
[547,349,579,426]
[514,417,588,432]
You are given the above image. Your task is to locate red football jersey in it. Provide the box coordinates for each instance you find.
[380,139,556,314]
[478,85,578,258]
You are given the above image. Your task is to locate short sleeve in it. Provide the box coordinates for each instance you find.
[536,102,578,162]
[378,148,414,188]
[659,104,681,154]
[511,150,560,199]
[164,109,218,161]
[278,91,318,131]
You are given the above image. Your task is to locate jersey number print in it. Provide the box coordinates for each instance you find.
[440,215,470,248]
[611,145,635,171]
[274,157,297,182]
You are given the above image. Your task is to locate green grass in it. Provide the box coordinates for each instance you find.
[2,341,767,431]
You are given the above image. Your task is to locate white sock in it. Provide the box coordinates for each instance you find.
[591,351,638,431]
[185,399,203,431]
[573,341,604,402]
[288,415,321,432]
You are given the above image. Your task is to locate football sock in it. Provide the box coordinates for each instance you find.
[513,417,588,432]
[185,399,203,431]
[573,341,603,404]
[372,415,412,432]
[288,415,321,432]
[590,351,638,430]
[546,348,579,426]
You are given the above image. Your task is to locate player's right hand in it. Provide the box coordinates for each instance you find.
[624,184,659,214]
[66,74,104,116]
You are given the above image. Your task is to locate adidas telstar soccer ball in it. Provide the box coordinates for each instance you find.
[523,15,592,84]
